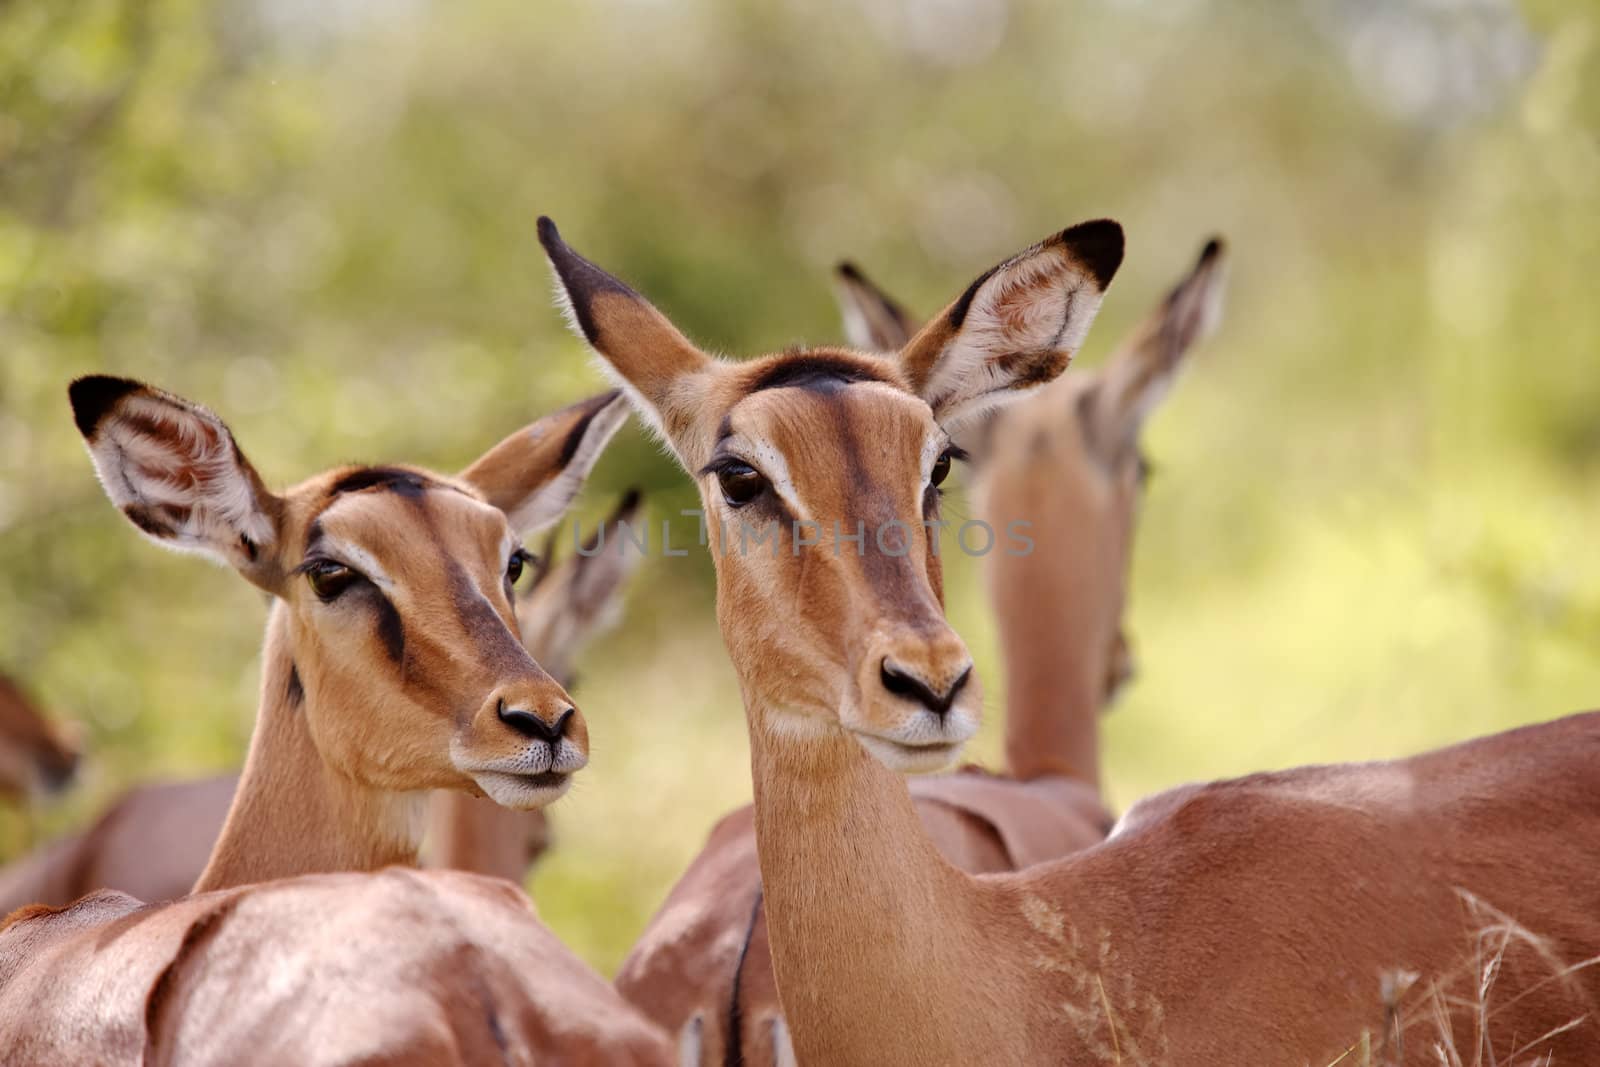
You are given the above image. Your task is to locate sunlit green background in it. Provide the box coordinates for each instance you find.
[2,0,1597,973]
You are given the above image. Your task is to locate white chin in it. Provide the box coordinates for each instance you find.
[471,770,574,810]
[854,734,964,774]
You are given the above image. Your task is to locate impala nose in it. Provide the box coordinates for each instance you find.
[880,659,972,717]
[497,701,575,743]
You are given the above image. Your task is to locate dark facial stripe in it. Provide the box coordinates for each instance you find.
[373,591,405,665]
[327,466,437,498]
[746,354,890,395]
[835,400,944,625]
[285,664,304,708]
[446,557,537,675]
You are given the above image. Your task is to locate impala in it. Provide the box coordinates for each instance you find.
[0,490,646,911]
[0,377,671,1065]
[539,216,1600,1065]
[620,239,1229,1067]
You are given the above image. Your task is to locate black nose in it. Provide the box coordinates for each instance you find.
[879,661,971,717]
[497,702,574,743]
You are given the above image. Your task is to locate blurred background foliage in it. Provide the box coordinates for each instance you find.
[2,0,1598,971]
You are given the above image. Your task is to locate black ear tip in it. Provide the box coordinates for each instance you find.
[835,261,864,282]
[1058,219,1125,290]
[69,375,143,439]
[1198,236,1227,266]
[536,216,562,250]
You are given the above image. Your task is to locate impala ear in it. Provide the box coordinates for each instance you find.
[537,217,714,456]
[562,488,644,624]
[1087,236,1228,458]
[832,261,919,351]
[460,390,629,537]
[517,490,644,680]
[897,220,1123,430]
[69,376,287,591]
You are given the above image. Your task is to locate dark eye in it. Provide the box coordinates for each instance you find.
[306,561,357,601]
[506,548,530,587]
[716,462,766,507]
[930,450,953,488]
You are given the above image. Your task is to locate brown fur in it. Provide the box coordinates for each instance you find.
[619,243,1225,1063]
[0,379,672,1063]
[0,493,645,909]
[192,457,590,889]
[750,710,1600,1065]
[536,211,1122,768]
[0,870,669,1066]
[428,490,646,882]
[0,776,236,912]
[544,223,1600,1064]
[539,217,1122,1064]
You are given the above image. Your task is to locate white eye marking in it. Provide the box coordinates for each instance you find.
[717,434,809,521]
[315,539,394,591]
[920,432,947,483]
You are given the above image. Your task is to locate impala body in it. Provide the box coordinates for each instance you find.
[620,240,1229,1066]
[540,216,1600,1065]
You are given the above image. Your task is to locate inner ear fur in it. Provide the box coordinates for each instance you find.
[69,375,287,590]
[459,390,630,536]
[1089,235,1228,457]
[833,261,920,352]
[898,219,1125,430]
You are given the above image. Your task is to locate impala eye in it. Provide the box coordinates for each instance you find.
[930,450,954,488]
[716,462,766,508]
[506,548,531,587]
[305,561,357,602]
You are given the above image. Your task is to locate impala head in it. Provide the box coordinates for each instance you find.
[0,673,80,801]
[539,216,1122,772]
[69,376,628,809]
[838,238,1229,704]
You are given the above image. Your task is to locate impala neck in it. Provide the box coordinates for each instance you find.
[745,699,997,1064]
[993,583,1107,788]
[193,604,424,893]
[984,476,1117,787]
